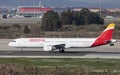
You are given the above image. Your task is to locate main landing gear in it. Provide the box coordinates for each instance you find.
[20,48,23,53]
[59,47,65,53]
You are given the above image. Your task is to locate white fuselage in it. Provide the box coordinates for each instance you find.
[9,38,96,48]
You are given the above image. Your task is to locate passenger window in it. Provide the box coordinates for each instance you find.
[12,41,16,42]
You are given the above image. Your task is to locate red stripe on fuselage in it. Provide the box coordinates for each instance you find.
[91,29,113,47]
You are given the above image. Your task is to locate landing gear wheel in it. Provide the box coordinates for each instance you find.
[110,43,114,46]
[20,48,23,53]
[59,47,65,53]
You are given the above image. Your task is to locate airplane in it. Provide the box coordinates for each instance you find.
[8,23,116,53]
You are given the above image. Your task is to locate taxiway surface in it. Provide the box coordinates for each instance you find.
[0,39,120,58]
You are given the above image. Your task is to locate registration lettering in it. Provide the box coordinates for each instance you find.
[29,38,45,42]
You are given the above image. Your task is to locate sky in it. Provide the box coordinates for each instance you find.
[0,0,120,8]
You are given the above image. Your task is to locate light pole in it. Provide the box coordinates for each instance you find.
[99,0,102,17]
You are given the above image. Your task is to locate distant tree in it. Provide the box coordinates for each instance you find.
[78,8,104,25]
[79,8,92,25]
[61,9,73,25]
[24,25,30,33]
[72,11,85,25]
[71,12,78,25]
[60,8,104,26]
[41,10,61,31]
[41,8,104,32]
[89,12,104,24]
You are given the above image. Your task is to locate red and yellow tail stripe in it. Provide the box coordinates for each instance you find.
[104,23,115,31]
[91,23,115,47]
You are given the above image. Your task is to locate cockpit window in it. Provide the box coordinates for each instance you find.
[12,41,16,42]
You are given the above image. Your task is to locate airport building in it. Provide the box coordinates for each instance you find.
[17,6,53,18]
[73,7,101,13]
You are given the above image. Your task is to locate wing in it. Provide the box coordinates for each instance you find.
[43,43,71,51]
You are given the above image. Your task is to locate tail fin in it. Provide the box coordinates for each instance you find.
[92,23,115,47]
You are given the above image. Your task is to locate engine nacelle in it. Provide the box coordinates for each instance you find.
[43,46,53,51]
[109,39,116,46]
